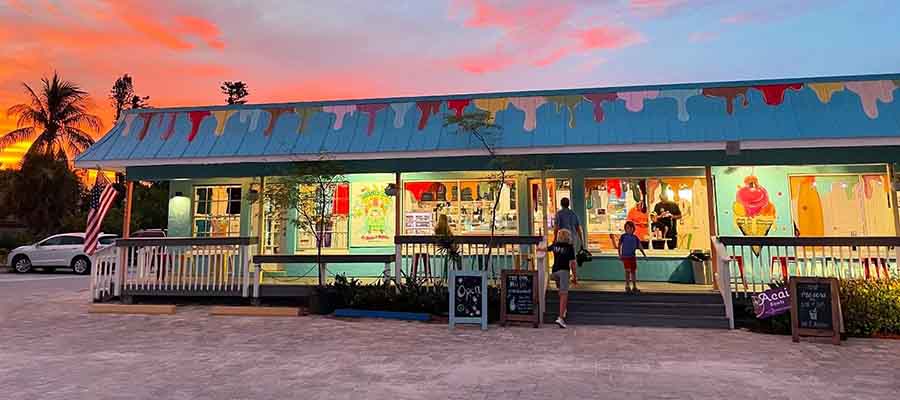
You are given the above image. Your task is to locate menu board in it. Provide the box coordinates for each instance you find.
[404,212,432,235]
[797,283,833,330]
[449,270,487,330]
[500,270,540,327]
[790,277,841,345]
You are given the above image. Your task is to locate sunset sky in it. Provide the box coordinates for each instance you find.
[1,0,899,167]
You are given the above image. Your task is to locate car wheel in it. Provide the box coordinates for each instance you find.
[12,255,33,273]
[72,256,91,275]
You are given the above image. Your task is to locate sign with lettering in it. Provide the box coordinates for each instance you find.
[500,270,539,327]
[752,286,791,319]
[790,277,842,345]
[449,270,487,330]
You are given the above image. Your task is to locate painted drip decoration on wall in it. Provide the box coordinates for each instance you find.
[115,80,900,143]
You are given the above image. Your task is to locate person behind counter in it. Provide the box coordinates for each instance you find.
[434,214,452,236]
[651,190,682,249]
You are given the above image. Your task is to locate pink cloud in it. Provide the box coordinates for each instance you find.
[175,15,226,50]
[450,1,643,72]
[575,26,644,50]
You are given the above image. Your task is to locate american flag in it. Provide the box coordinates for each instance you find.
[84,172,117,255]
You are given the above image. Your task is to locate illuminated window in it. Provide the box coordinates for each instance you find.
[585,177,709,254]
[296,183,350,251]
[193,186,242,237]
[402,179,518,236]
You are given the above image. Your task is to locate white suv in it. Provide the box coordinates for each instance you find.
[7,233,117,274]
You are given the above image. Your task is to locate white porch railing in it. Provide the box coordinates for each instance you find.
[394,235,544,283]
[90,245,119,301]
[90,237,258,301]
[717,236,899,298]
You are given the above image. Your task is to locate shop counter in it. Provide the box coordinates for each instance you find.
[577,253,695,283]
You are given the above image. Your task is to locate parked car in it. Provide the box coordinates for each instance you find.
[132,229,167,238]
[7,233,117,274]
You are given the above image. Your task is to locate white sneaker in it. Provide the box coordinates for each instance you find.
[555,317,567,329]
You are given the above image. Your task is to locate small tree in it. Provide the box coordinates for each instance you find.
[220,81,249,105]
[110,74,150,121]
[444,110,509,272]
[264,157,345,286]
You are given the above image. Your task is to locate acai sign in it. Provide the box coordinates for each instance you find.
[752,286,791,319]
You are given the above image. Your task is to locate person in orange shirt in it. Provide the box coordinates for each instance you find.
[626,201,649,241]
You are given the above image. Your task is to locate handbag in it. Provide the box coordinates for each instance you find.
[576,247,592,266]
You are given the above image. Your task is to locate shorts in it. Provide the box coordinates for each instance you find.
[621,257,637,272]
[552,269,570,293]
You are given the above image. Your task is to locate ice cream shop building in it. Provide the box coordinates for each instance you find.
[76,73,900,326]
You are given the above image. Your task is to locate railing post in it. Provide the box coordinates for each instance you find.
[394,243,402,284]
[253,262,261,299]
[115,247,123,297]
[241,245,250,298]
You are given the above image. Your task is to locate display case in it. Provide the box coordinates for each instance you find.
[403,179,518,236]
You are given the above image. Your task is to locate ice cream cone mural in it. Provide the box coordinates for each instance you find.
[733,175,776,256]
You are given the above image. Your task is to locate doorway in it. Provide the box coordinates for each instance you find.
[528,177,571,244]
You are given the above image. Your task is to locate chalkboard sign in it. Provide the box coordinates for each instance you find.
[449,270,487,330]
[790,277,842,345]
[500,270,539,327]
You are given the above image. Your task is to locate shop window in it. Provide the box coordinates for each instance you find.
[193,186,242,237]
[789,174,895,236]
[403,179,518,236]
[262,199,283,254]
[585,177,709,254]
[296,183,350,251]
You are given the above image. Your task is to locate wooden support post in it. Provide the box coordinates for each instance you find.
[887,164,900,236]
[394,172,402,284]
[540,169,549,242]
[886,164,900,267]
[122,181,134,238]
[705,166,719,289]
[256,176,266,255]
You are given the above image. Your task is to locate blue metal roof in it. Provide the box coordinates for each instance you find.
[75,73,900,169]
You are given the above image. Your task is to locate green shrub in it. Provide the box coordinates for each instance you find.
[330,274,502,321]
[840,279,900,337]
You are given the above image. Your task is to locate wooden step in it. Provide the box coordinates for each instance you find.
[545,312,731,329]
[89,304,176,315]
[210,306,302,317]
[543,300,725,317]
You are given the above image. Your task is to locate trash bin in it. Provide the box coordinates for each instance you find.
[688,250,712,285]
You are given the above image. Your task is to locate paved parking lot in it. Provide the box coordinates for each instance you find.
[2,275,900,400]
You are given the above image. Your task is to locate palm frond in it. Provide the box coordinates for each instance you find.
[61,126,95,152]
[61,110,103,133]
[0,127,36,150]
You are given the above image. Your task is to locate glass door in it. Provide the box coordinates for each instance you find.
[528,178,571,243]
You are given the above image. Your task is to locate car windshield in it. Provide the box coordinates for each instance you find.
[98,236,117,245]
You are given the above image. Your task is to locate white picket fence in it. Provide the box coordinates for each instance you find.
[90,237,258,301]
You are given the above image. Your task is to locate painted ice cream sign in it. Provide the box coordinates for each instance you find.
[752,287,791,319]
[733,175,776,255]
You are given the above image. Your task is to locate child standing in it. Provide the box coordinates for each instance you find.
[610,221,647,294]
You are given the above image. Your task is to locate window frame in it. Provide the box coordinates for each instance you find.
[401,177,519,236]
[192,185,243,238]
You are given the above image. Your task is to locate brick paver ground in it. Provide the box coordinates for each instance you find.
[2,283,899,400]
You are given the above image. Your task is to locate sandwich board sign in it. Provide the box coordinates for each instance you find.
[449,270,488,330]
[500,269,539,327]
[790,277,842,345]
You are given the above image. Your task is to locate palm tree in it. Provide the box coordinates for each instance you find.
[0,72,103,161]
